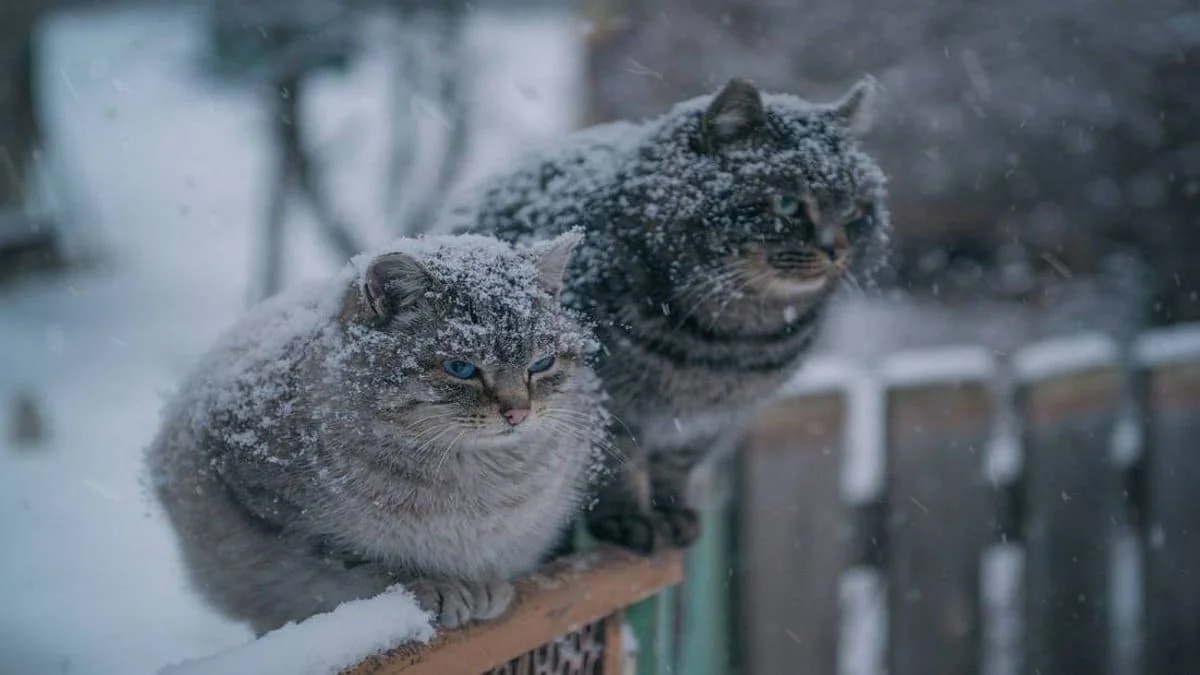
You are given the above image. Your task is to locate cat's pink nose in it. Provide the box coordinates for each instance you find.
[502,408,530,426]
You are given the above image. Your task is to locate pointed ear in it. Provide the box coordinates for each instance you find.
[530,231,582,298]
[344,251,432,323]
[828,75,877,136]
[702,78,766,148]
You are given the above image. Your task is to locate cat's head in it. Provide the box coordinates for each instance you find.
[627,76,889,314]
[337,232,599,447]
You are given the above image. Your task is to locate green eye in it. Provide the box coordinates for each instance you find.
[771,194,800,217]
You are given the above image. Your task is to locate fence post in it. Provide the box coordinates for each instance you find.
[882,348,994,675]
[737,384,849,675]
[1016,334,1121,675]
[1137,325,1200,675]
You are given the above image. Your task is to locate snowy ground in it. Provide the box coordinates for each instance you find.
[0,6,583,674]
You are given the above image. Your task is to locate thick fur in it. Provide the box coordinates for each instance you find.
[450,78,890,552]
[146,233,606,634]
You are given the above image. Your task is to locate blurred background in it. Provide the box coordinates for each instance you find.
[0,0,1197,674]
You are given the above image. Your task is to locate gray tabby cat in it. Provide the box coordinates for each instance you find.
[450,77,889,553]
[146,232,605,634]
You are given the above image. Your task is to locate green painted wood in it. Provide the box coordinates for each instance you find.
[679,462,735,675]
[656,584,677,675]
[627,582,677,675]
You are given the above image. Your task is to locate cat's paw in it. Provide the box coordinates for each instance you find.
[408,577,515,629]
[587,506,701,554]
[655,505,701,548]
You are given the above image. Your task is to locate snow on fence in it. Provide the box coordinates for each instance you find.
[736,322,1200,675]
[164,546,682,675]
[343,547,682,675]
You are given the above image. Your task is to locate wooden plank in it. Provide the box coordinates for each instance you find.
[602,610,623,675]
[343,547,683,675]
[1020,366,1121,675]
[886,380,992,675]
[739,392,846,675]
[1145,357,1200,675]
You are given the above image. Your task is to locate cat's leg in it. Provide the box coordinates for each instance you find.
[585,432,702,553]
[586,454,701,552]
[584,430,660,553]
[646,447,704,548]
[407,576,515,629]
[646,424,749,550]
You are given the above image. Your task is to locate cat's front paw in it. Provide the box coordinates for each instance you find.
[408,577,515,629]
[587,506,701,554]
[655,505,701,548]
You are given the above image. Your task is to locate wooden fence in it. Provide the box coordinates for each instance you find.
[338,546,683,675]
[735,323,1200,675]
[187,324,1200,675]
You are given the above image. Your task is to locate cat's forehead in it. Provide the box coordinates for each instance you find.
[426,282,587,364]
[727,110,884,202]
[422,245,535,290]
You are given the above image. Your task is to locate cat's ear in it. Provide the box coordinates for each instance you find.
[701,78,766,148]
[530,230,583,298]
[344,251,432,323]
[827,75,877,136]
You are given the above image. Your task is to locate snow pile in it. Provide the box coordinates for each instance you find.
[159,586,433,675]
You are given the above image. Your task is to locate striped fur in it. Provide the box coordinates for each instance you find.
[146,235,608,632]
[451,77,890,552]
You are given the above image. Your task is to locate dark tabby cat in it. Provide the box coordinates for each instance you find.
[147,233,606,634]
[449,78,890,553]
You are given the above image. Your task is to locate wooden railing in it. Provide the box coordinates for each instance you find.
[344,546,683,675]
[169,326,1200,675]
[734,323,1200,675]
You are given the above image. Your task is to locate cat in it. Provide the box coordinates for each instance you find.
[146,232,607,635]
[448,77,890,553]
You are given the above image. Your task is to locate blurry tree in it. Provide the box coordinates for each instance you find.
[0,0,484,298]
[380,0,472,237]
[0,1,55,279]
[205,0,369,300]
[9,388,48,448]
[586,0,1200,324]
[204,0,475,300]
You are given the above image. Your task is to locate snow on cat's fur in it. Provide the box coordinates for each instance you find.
[450,77,890,553]
[147,232,608,634]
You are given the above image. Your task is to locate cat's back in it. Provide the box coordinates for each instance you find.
[147,275,347,481]
[452,118,645,240]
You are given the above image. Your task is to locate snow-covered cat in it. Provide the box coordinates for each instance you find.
[146,232,606,634]
[451,78,890,552]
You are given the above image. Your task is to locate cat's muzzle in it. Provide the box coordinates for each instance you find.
[767,247,837,280]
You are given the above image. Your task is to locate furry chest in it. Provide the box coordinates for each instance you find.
[323,467,581,580]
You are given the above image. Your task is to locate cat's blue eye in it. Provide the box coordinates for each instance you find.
[770,193,801,218]
[528,355,556,375]
[443,360,477,380]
